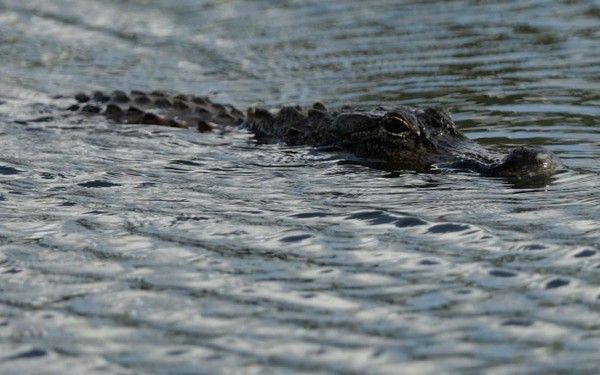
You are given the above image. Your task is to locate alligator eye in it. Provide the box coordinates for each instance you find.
[383,114,414,135]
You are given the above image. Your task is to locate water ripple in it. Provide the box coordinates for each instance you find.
[0,0,598,373]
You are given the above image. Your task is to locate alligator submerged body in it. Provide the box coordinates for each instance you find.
[68,90,561,179]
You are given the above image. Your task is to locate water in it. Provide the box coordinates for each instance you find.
[0,0,599,373]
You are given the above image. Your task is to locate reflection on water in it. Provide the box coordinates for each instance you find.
[0,0,599,373]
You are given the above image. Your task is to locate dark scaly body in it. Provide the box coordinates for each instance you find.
[68,90,562,179]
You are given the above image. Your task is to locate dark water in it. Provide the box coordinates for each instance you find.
[0,0,599,373]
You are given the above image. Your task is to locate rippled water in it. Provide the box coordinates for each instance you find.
[0,0,599,373]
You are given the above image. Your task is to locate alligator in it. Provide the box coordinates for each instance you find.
[66,90,562,180]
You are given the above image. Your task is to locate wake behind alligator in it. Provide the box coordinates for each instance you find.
[66,90,561,180]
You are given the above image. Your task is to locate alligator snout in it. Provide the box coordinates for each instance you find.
[485,146,562,179]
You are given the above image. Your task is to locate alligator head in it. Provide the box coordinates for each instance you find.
[320,106,459,171]
[277,105,562,179]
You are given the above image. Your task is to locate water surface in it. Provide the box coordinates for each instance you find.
[0,0,599,373]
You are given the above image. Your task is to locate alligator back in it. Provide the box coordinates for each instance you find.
[69,90,245,132]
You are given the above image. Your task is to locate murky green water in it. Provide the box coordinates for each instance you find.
[0,0,599,373]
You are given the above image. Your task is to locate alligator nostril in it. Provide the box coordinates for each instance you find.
[485,146,562,178]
